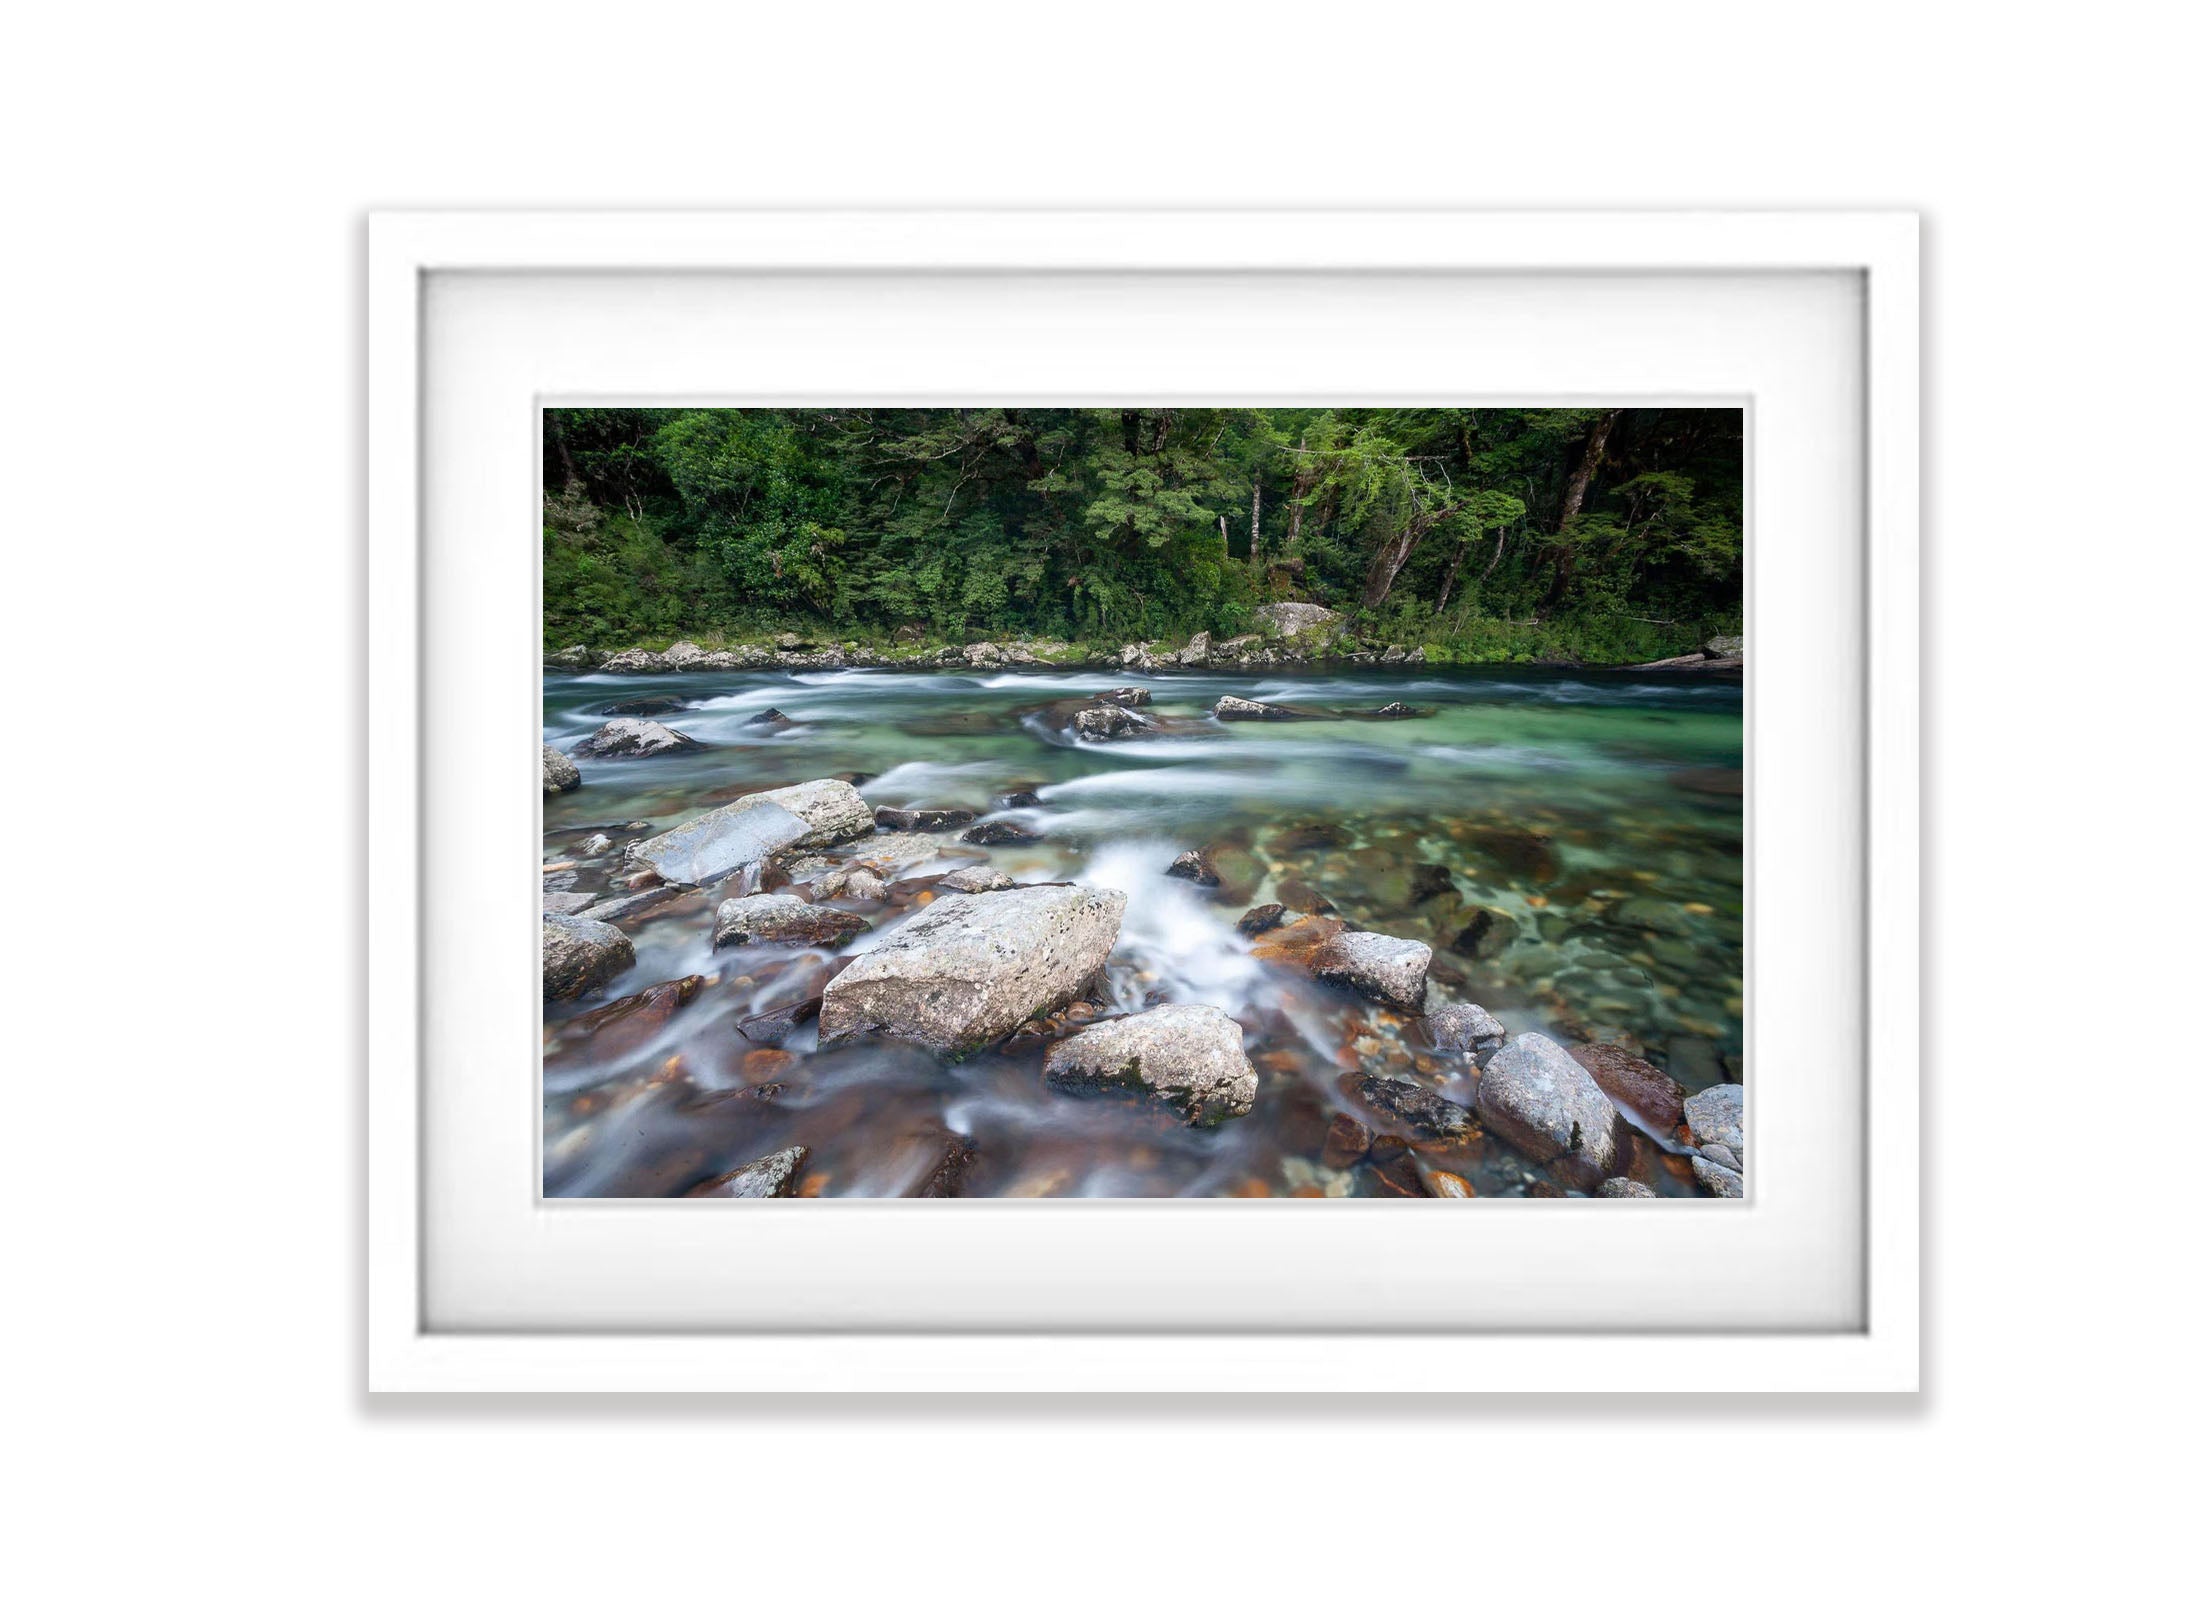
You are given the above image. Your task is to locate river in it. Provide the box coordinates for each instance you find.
[542,664,1743,1198]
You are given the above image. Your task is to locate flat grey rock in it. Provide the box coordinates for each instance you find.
[818,884,1126,1054]
[937,866,1015,894]
[570,717,699,758]
[627,778,873,887]
[1043,1003,1256,1126]
[1214,694,1295,721]
[711,893,869,949]
[1310,930,1432,1011]
[1596,1178,1660,1198]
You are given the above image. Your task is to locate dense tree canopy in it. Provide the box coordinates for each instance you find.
[544,406,1741,658]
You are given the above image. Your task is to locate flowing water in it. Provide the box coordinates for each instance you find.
[542,665,1743,1198]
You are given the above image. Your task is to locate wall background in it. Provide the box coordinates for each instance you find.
[6,3,2182,1593]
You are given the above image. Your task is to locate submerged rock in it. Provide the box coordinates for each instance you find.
[1166,848,1222,888]
[1310,931,1432,1011]
[690,1146,808,1198]
[1365,1135,1429,1197]
[817,883,1127,1054]
[542,913,636,1001]
[1477,1032,1620,1178]
[628,779,873,886]
[1338,1071,1475,1140]
[874,805,978,832]
[542,744,580,795]
[596,695,688,718]
[1370,701,1417,718]
[1684,1082,1746,1166]
[963,819,1040,846]
[554,975,706,1055]
[1215,694,1295,721]
[711,893,869,949]
[999,788,1044,809]
[1254,601,1339,639]
[1321,1112,1374,1168]
[1572,1042,1687,1136]
[937,865,1015,894]
[1426,1002,1506,1055]
[745,708,793,728]
[571,717,701,759]
[1449,903,1520,959]
[1236,903,1289,936]
[1042,1003,1257,1127]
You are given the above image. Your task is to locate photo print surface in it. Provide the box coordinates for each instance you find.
[541,407,1744,1199]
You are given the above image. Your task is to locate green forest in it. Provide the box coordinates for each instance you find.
[544,407,1742,664]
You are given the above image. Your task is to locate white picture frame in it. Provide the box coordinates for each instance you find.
[368,210,1918,1392]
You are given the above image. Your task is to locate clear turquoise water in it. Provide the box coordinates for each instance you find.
[542,665,1742,1198]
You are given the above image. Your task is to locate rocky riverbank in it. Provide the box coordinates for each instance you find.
[547,607,1742,679]
[541,661,1745,1200]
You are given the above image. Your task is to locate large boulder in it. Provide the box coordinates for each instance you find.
[711,893,869,949]
[627,779,874,887]
[570,717,700,758]
[546,645,592,669]
[1255,602,1340,639]
[690,1146,808,1198]
[1310,931,1431,1011]
[661,640,706,668]
[1704,633,1744,660]
[1684,1082,1746,1166]
[542,913,636,1000]
[817,884,1127,1054]
[1214,694,1295,721]
[1177,630,1212,667]
[1042,1003,1256,1127]
[1477,1032,1620,1179]
[542,744,580,795]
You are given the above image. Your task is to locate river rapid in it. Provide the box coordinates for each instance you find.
[542,664,1743,1199]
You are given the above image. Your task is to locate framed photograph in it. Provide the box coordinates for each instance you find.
[368,210,1917,1391]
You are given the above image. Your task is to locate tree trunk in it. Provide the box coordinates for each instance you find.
[1363,517,1429,607]
[1436,543,1467,612]
[1557,409,1621,535]
[1480,521,1509,580]
[1248,482,1262,564]
[1547,409,1620,610]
